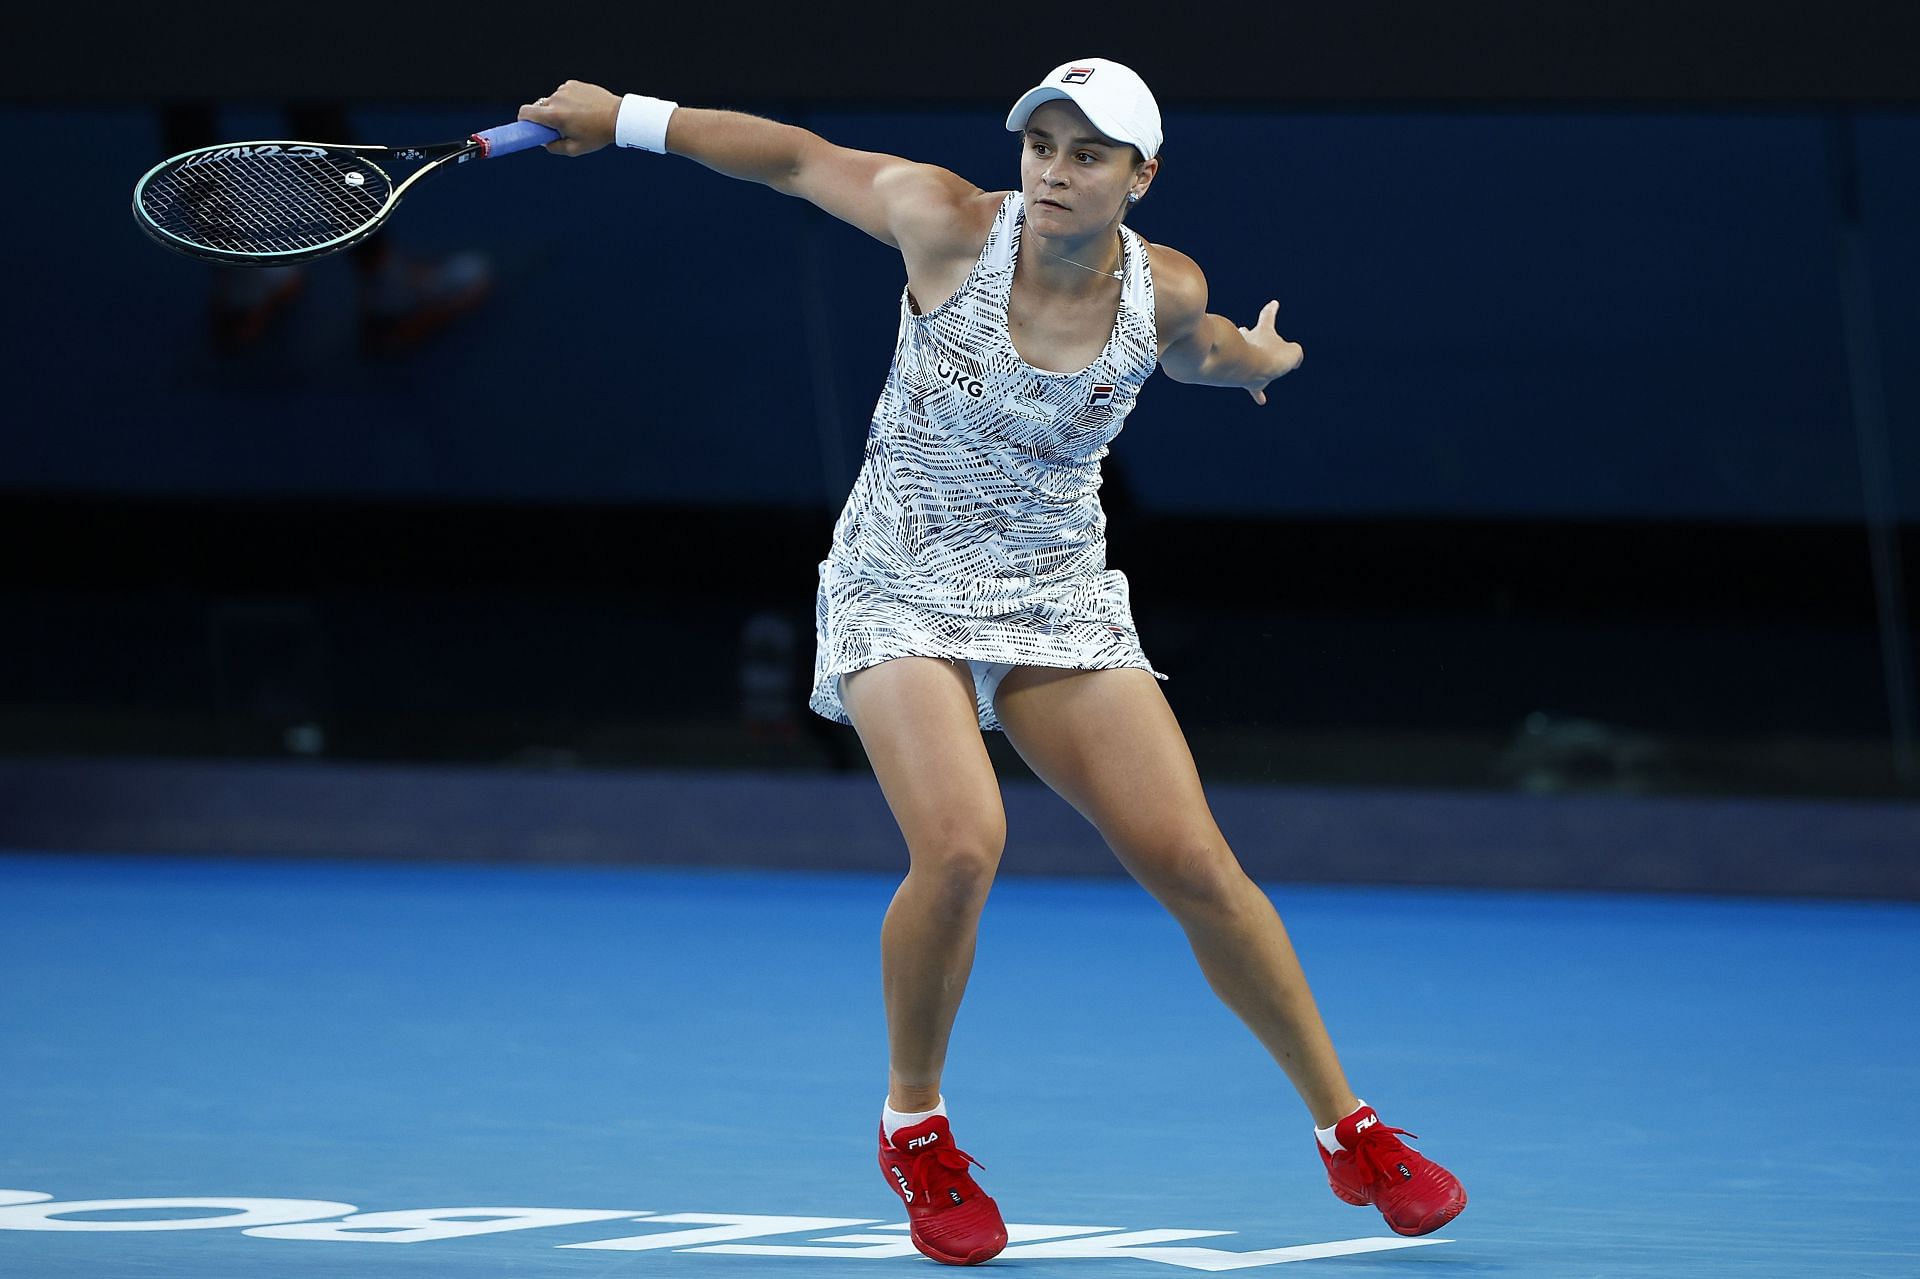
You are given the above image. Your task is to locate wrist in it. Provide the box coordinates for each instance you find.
[615,93,679,153]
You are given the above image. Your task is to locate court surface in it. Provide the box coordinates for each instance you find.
[3,850,1916,1277]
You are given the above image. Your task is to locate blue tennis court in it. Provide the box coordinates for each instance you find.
[3,848,1916,1277]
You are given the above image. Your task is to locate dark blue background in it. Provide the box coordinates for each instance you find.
[9,104,1916,522]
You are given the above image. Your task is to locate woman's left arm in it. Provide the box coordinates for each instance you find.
[1153,246,1304,405]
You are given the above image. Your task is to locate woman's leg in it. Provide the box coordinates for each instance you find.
[993,665,1359,1125]
[840,657,1008,1112]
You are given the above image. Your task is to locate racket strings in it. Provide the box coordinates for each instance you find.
[140,150,394,258]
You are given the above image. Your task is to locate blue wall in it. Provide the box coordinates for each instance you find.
[7,104,1916,521]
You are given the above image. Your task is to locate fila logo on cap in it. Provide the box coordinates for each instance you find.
[1007,57,1163,160]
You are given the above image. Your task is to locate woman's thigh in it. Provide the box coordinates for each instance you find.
[993,666,1232,887]
[840,657,1007,858]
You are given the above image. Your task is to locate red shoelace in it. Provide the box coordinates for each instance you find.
[917,1143,985,1180]
[893,1138,987,1204]
[1349,1123,1421,1183]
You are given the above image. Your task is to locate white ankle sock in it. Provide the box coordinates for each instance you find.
[1315,1099,1368,1155]
[883,1096,947,1142]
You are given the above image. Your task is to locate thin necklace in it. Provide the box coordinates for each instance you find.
[1039,244,1122,281]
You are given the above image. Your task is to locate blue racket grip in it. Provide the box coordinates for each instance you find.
[473,120,562,158]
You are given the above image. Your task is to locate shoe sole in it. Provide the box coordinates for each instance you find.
[1386,1188,1467,1237]
[1330,1181,1467,1236]
[911,1235,1006,1266]
[906,1198,1008,1266]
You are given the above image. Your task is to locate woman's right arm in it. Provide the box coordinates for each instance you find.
[518,80,982,252]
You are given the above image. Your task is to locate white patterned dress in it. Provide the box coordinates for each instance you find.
[810,192,1166,732]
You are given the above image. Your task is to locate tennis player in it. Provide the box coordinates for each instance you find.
[521,59,1465,1264]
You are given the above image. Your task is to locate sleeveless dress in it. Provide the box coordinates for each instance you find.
[809,192,1166,732]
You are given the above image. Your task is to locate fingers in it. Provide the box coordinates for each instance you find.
[1239,302,1281,335]
[517,94,564,151]
[517,83,565,125]
[516,81,616,157]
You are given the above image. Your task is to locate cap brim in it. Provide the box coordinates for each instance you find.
[1005,86,1071,132]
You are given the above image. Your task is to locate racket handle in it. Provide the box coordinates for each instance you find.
[473,120,562,158]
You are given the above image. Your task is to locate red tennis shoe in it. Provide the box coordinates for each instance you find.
[1317,1105,1466,1237]
[878,1116,1007,1265]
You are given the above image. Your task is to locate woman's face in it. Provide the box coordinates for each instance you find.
[1019,99,1154,239]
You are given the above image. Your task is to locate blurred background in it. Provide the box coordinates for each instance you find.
[3,2,1916,891]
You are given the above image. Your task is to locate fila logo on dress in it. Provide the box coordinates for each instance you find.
[1089,384,1116,407]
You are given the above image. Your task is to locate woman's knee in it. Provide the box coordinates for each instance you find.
[1123,833,1250,916]
[905,822,1006,903]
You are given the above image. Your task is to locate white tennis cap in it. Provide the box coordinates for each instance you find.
[1005,58,1163,161]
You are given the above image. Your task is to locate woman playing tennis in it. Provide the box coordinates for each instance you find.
[521,59,1465,1265]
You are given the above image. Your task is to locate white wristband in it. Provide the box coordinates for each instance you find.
[615,93,678,153]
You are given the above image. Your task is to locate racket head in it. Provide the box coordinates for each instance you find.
[133,141,403,266]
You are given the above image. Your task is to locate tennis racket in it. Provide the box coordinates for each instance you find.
[132,119,560,266]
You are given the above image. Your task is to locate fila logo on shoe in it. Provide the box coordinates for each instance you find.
[907,1133,940,1151]
[1354,1115,1378,1135]
[1396,1163,1412,1181]
[889,1163,914,1202]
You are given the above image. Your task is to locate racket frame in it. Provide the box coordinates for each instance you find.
[132,135,485,267]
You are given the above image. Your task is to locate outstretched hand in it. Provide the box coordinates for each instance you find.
[1238,300,1305,405]
[517,81,622,157]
